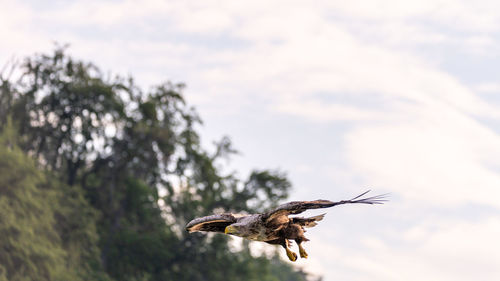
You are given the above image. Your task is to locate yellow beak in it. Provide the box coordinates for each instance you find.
[225,225,236,234]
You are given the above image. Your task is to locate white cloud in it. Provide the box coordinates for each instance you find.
[322,0,500,32]
[0,1,51,60]
[384,217,500,280]
[345,104,500,207]
[303,217,500,281]
[275,99,385,122]
[475,82,500,94]
[41,0,171,26]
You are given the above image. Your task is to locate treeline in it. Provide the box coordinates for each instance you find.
[0,49,311,281]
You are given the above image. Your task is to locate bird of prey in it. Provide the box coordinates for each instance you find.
[185,190,387,261]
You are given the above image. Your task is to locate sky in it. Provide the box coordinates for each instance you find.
[2,0,500,280]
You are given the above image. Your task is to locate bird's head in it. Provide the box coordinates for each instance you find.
[224,224,242,236]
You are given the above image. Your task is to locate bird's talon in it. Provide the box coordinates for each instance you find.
[286,249,298,262]
[299,248,308,259]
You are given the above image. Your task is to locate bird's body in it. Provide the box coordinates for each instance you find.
[234,214,274,241]
[186,190,387,261]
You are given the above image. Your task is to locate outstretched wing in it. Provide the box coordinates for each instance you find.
[263,190,387,222]
[185,213,239,233]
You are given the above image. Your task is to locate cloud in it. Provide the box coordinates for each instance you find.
[475,82,500,94]
[0,1,52,60]
[345,103,500,207]
[274,99,386,122]
[378,217,500,280]
[303,216,500,281]
[3,1,500,121]
[322,0,500,32]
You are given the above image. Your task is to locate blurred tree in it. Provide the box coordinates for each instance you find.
[0,119,110,281]
[0,48,309,281]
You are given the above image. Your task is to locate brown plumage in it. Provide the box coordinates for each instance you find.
[185,190,387,261]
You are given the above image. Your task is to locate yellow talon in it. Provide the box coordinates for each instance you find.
[299,246,308,259]
[286,248,298,262]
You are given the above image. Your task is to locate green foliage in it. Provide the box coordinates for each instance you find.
[0,126,63,281]
[0,121,110,281]
[0,48,310,281]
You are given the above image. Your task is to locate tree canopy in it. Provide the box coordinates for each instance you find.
[0,48,313,281]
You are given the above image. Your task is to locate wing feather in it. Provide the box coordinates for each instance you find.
[185,213,238,233]
[263,190,387,222]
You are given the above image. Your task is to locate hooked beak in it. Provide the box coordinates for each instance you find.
[225,225,236,235]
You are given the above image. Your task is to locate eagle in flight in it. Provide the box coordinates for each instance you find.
[186,190,387,261]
